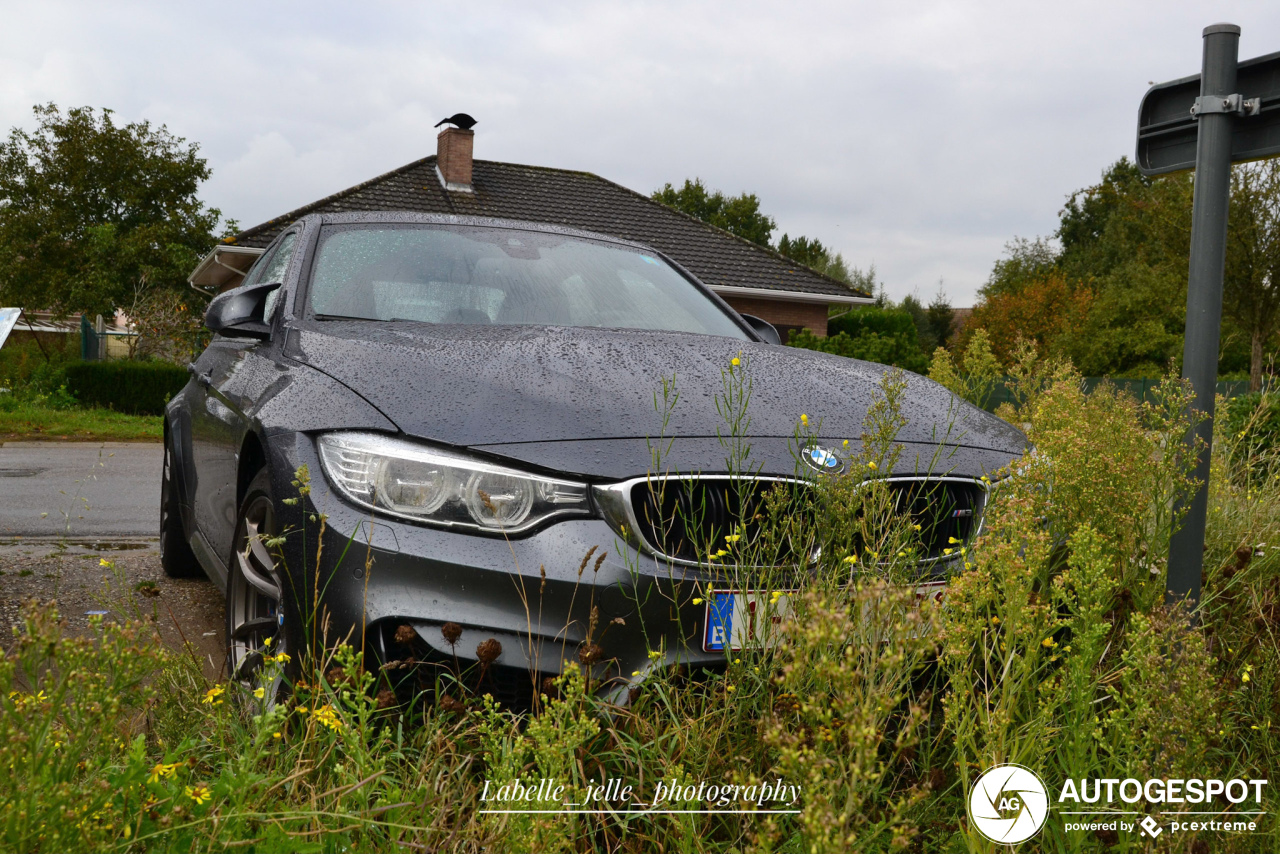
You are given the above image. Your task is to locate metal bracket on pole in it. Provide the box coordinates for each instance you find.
[1190,93,1261,117]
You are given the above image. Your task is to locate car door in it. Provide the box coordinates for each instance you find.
[190,231,298,564]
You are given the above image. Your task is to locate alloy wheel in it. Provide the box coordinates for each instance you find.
[228,492,285,685]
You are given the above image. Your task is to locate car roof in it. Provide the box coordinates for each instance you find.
[306,211,661,254]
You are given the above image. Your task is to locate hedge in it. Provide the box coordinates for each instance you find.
[1222,391,1280,460]
[64,360,188,416]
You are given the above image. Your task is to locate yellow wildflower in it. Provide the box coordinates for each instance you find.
[185,784,211,805]
[800,413,809,425]
[867,461,877,469]
[99,558,112,567]
[310,705,343,732]
[202,685,225,705]
[731,356,740,366]
[692,598,704,605]
[253,687,265,699]
[1041,637,1057,648]
[148,762,180,784]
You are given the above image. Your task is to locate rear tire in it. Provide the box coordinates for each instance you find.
[160,426,204,578]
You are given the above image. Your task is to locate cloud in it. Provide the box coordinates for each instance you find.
[2,0,1278,304]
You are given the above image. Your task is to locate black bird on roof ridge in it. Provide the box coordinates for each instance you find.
[435,113,477,130]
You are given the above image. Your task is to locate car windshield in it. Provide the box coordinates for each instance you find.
[306,224,750,338]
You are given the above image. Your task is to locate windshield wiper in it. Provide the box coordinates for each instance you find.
[313,314,431,323]
[313,313,379,321]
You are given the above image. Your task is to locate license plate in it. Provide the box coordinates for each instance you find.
[703,589,794,652]
[914,580,946,604]
[704,582,946,652]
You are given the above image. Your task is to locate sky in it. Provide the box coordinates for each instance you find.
[2,1,1278,306]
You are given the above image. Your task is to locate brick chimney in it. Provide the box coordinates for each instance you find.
[436,127,474,193]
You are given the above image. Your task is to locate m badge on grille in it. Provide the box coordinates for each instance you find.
[803,445,842,474]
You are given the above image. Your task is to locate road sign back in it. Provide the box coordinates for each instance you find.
[1137,48,1280,175]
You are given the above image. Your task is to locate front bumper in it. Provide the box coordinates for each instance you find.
[268,431,728,706]
[266,430,977,707]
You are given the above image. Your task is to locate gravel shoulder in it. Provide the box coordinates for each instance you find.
[0,536,226,679]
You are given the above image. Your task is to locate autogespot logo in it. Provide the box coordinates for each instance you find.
[968,764,1050,845]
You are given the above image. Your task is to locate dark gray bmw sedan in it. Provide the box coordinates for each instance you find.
[163,211,1026,704]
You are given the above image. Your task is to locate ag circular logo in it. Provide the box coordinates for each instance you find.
[803,444,842,473]
[968,764,1049,844]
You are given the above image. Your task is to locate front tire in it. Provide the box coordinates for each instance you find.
[160,426,203,578]
[227,468,292,689]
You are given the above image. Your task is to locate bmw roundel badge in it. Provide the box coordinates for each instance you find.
[804,445,842,474]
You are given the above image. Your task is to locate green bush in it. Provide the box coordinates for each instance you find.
[64,360,187,415]
[0,335,76,396]
[789,307,929,373]
[1223,390,1280,458]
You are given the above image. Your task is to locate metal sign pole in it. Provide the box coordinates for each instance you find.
[1165,24,1240,608]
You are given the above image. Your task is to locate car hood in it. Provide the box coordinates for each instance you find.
[287,323,1027,474]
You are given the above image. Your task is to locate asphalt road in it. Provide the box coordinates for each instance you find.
[0,440,162,537]
[0,441,225,676]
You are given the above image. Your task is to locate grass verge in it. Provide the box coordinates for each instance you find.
[0,401,162,442]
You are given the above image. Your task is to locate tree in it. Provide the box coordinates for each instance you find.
[963,271,1093,363]
[967,156,1280,381]
[1057,158,1152,281]
[777,233,829,268]
[120,281,209,363]
[925,287,954,350]
[979,236,1060,301]
[1224,159,1280,391]
[777,232,855,284]
[651,178,775,246]
[899,293,928,349]
[0,104,231,317]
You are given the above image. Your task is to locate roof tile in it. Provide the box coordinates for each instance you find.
[232,158,866,299]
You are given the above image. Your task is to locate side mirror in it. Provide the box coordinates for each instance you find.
[205,281,281,339]
[740,314,781,345]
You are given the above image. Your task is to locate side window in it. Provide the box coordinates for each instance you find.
[257,233,298,321]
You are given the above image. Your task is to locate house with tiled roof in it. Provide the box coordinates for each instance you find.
[190,126,870,338]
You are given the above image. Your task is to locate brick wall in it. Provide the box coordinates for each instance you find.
[719,296,829,339]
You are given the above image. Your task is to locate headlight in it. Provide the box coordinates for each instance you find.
[317,432,591,533]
